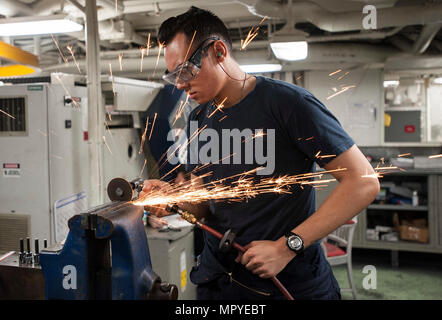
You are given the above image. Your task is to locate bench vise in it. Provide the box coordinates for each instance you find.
[37,178,178,300]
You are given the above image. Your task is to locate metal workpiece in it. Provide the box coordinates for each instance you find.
[130,178,145,193]
[33,239,40,265]
[19,238,26,265]
[25,237,33,265]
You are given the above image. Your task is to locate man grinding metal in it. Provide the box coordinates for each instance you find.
[140,7,380,300]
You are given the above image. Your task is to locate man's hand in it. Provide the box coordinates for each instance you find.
[147,215,168,229]
[139,179,172,217]
[235,239,296,278]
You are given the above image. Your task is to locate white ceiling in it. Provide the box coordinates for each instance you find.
[1,0,442,78]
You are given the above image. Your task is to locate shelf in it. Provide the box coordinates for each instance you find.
[365,239,429,246]
[384,106,423,112]
[368,204,428,211]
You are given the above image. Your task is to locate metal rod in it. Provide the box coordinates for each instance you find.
[85,0,105,207]
[167,204,294,300]
[35,239,39,255]
[0,251,15,262]
[26,237,31,253]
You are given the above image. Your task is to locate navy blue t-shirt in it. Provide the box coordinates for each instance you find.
[185,76,354,298]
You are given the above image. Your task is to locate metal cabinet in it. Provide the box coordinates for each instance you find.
[315,171,442,254]
[145,226,197,300]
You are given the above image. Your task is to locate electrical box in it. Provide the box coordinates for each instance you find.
[146,226,197,300]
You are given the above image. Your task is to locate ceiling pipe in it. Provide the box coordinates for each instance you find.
[123,0,235,14]
[0,0,35,17]
[43,42,397,74]
[236,0,442,32]
[412,23,442,54]
[307,26,403,42]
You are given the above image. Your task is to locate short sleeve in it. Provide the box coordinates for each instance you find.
[286,93,355,167]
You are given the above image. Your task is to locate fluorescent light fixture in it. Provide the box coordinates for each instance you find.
[0,14,83,37]
[239,64,282,73]
[383,80,399,87]
[270,41,308,61]
[432,77,442,84]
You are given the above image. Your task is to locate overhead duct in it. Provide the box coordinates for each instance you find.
[0,0,35,17]
[412,23,442,54]
[43,42,397,76]
[236,0,442,32]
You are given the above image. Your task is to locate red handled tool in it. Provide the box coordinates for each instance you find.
[165,204,294,300]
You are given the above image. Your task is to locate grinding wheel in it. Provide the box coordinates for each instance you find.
[107,178,133,201]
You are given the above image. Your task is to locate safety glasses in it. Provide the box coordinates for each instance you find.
[162,37,220,85]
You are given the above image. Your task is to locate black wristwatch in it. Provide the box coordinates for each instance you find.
[285,232,305,257]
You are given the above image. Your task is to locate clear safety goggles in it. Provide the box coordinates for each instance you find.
[162,37,220,85]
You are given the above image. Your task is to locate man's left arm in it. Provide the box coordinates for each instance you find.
[239,144,380,278]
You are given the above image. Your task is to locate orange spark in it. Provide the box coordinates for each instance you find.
[326,85,356,100]
[398,153,411,157]
[102,136,113,155]
[329,69,342,76]
[337,71,350,81]
[140,47,146,72]
[148,113,158,141]
[53,74,79,108]
[208,97,227,118]
[160,164,183,181]
[133,167,348,208]
[172,97,189,126]
[153,41,165,78]
[118,53,124,71]
[219,115,228,122]
[109,62,116,96]
[0,108,15,119]
[139,159,147,178]
[66,45,81,73]
[146,33,151,56]
[315,151,336,159]
[139,116,149,154]
[429,154,442,159]
[376,166,398,170]
[175,31,197,84]
[51,34,68,63]
[240,16,267,50]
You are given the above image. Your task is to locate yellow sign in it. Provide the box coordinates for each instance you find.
[384,113,391,127]
[0,41,38,67]
[0,64,36,77]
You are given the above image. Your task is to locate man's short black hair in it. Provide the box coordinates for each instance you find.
[158,6,232,52]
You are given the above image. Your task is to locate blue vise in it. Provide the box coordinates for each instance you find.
[40,191,177,299]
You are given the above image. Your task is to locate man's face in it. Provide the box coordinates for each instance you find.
[164,32,224,104]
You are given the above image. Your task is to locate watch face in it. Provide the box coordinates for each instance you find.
[288,236,302,250]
